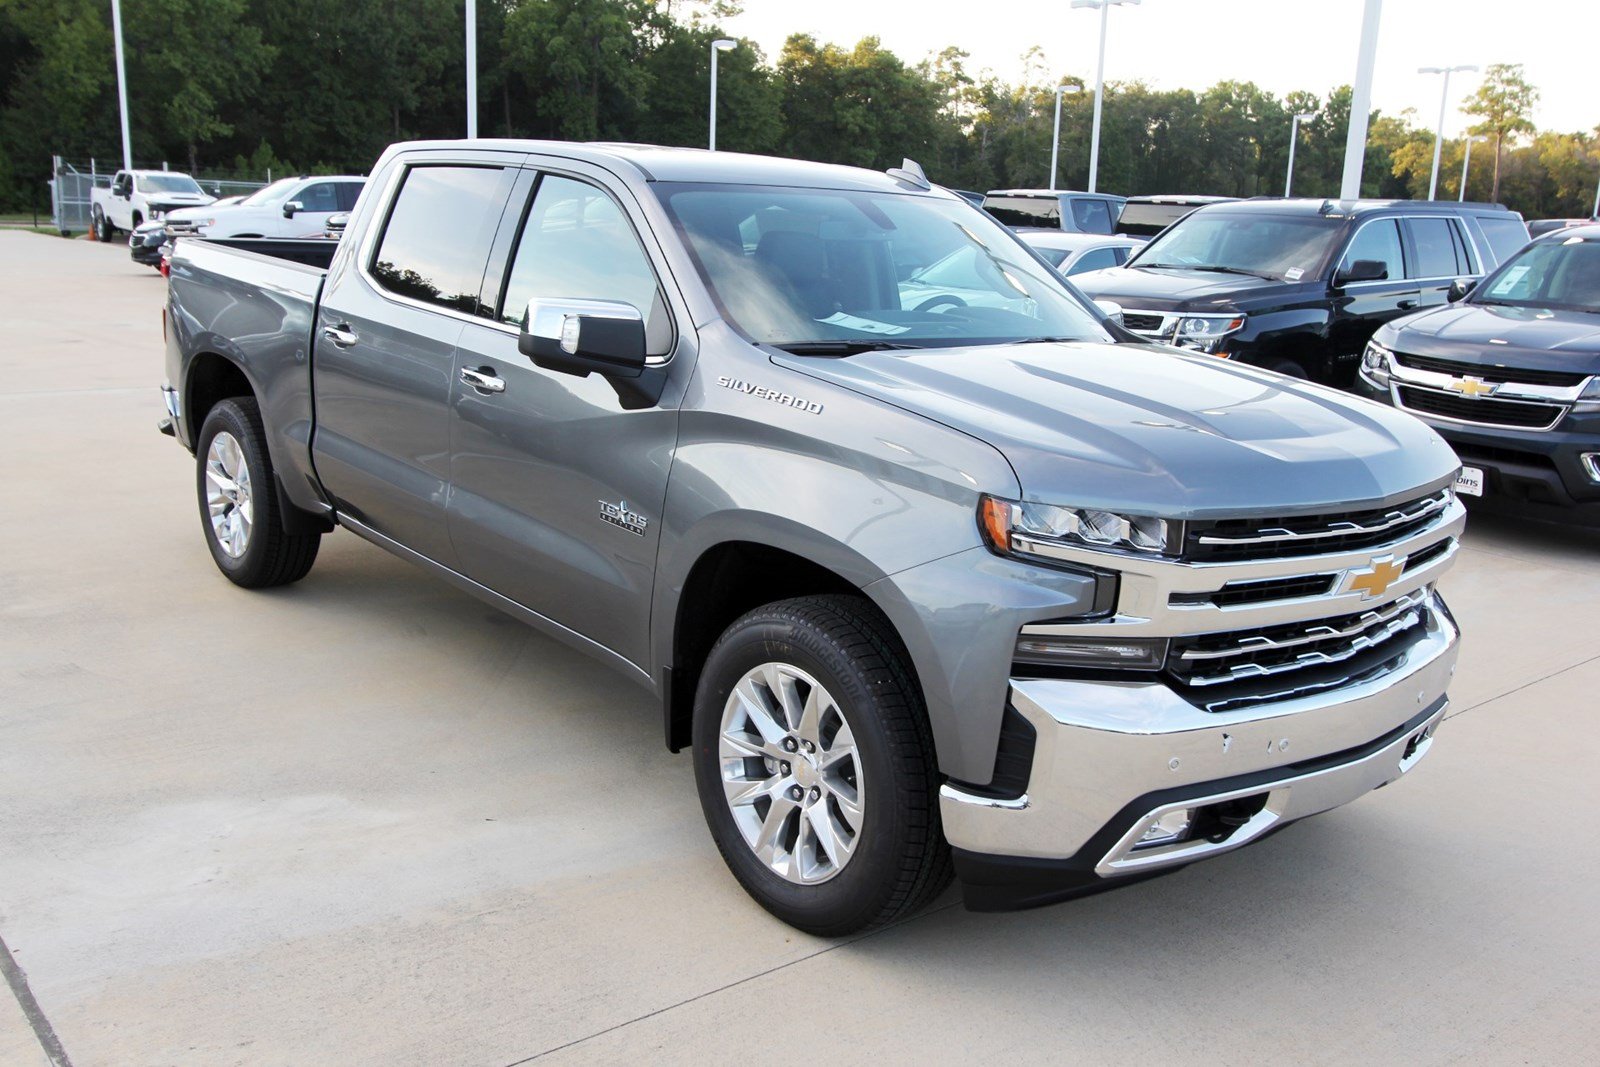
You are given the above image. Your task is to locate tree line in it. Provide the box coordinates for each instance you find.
[2,0,1595,219]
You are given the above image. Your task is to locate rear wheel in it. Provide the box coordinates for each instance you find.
[692,595,952,935]
[195,398,321,588]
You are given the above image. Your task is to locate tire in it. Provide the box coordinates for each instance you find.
[93,208,111,243]
[195,397,321,588]
[692,595,952,935]
[1266,358,1308,379]
[131,211,143,230]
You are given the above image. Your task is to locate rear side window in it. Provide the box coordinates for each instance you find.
[1069,198,1114,235]
[983,196,1060,228]
[1475,215,1532,265]
[1406,217,1466,278]
[1067,246,1121,276]
[1340,219,1404,281]
[336,182,364,212]
[498,175,666,348]
[371,166,509,314]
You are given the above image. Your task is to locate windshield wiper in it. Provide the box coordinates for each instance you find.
[1005,335,1092,346]
[1140,263,1275,280]
[773,340,924,355]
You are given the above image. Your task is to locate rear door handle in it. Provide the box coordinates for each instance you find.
[1396,299,1417,310]
[321,323,358,347]
[460,366,506,394]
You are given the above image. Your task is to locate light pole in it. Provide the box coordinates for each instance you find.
[1071,0,1140,194]
[1419,64,1477,199]
[1049,84,1073,191]
[1285,111,1316,197]
[110,0,132,171]
[709,38,736,151]
[1340,0,1382,200]
[465,0,478,138]
[1458,134,1481,201]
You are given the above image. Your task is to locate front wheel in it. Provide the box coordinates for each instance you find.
[93,208,112,242]
[692,595,951,935]
[195,398,321,588]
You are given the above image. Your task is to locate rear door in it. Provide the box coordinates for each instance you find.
[1402,216,1474,308]
[1328,217,1417,369]
[311,152,520,566]
[445,162,685,668]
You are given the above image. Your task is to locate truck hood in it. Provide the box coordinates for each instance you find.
[1385,303,1600,371]
[1071,265,1322,314]
[777,342,1457,519]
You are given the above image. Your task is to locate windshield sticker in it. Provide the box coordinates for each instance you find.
[819,312,911,335]
[1285,267,1304,280]
[1489,265,1531,296]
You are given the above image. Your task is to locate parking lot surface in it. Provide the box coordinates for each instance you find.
[2,230,1598,1066]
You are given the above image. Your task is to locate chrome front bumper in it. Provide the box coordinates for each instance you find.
[942,593,1458,868]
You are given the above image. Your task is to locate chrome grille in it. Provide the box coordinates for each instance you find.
[1169,590,1429,689]
[1393,350,1588,388]
[1185,489,1450,562]
[1121,311,1166,333]
[1396,385,1565,431]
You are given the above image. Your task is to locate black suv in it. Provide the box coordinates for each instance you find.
[1356,224,1600,526]
[1073,198,1531,384]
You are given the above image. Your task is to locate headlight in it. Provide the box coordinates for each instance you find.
[1172,313,1244,354]
[1361,340,1394,388]
[980,495,1176,560]
[1573,376,1600,414]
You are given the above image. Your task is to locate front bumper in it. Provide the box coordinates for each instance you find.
[943,591,1458,910]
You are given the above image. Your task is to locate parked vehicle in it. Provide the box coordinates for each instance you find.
[164,175,365,240]
[981,189,1126,234]
[949,188,986,207]
[1526,218,1595,239]
[1074,198,1531,383]
[161,141,1463,934]
[1356,224,1600,525]
[91,169,214,241]
[129,219,168,268]
[1113,195,1239,239]
[1019,231,1143,277]
[322,212,350,239]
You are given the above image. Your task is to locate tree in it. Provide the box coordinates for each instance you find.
[502,0,647,140]
[1464,62,1538,202]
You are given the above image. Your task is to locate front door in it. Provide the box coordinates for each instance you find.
[312,157,519,566]
[447,166,686,668]
[1328,217,1419,380]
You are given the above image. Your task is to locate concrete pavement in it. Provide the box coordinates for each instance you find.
[1,230,1597,1065]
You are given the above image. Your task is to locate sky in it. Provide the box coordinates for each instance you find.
[722,0,1598,137]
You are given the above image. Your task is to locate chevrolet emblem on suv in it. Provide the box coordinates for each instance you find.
[1445,376,1496,398]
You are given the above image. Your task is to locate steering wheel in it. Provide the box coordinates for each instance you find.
[914,295,968,313]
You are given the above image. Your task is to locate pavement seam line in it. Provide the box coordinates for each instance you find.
[500,901,961,1065]
[0,931,74,1067]
[1445,649,1600,721]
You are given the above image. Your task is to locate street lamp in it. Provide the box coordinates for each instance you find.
[1285,111,1316,197]
[709,38,736,151]
[1049,84,1074,191]
[110,0,132,171]
[1071,0,1140,194]
[465,0,478,138]
[1458,134,1482,202]
[1419,64,1478,200]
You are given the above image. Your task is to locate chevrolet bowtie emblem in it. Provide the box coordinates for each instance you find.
[1344,557,1406,600]
[1445,375,1495,398]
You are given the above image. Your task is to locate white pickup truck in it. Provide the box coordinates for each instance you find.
[90,169,214,241]
[163,175,365,240]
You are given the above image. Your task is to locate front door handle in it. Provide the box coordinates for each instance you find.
[460,366,506,394]
[321,323,358,347]
[1396,299,1417,310]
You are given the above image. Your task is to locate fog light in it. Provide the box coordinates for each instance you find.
[1582,453,1600,483]
[1135,809,1193,849]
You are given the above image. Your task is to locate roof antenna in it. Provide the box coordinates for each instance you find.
[886,158,931,190]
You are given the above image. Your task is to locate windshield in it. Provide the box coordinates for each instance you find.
[239,178,299,207]
[138,173,203,195]
[656,183,1110,349]
[1129,211,1339,281]
[1473,236,1600,314]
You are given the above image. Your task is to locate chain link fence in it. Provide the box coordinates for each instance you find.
[49,157,271,235]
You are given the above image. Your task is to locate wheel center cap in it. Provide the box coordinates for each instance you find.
[791,757,819,790]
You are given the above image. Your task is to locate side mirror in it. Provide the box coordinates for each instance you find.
[1093,299,1124,326]
[1447,277,1477,303]
[282,200,303,219]
[1335,258,1388,285]
[519,299,647,379]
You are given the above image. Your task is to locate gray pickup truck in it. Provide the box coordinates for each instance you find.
[161,140,1465,935]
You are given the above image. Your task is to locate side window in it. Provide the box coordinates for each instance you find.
[1406,217,1463,278]
[498,175,666,352]
[297,183,340,213]
[1447,219,1477,273]
[1065,246,1121,276]
[336,183,364,212]
[371,165,508,314]
[1339,219,1404,281]
[1071,198,1114,235]
[1474,215,1532,266]
[1113,246,1132,265]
